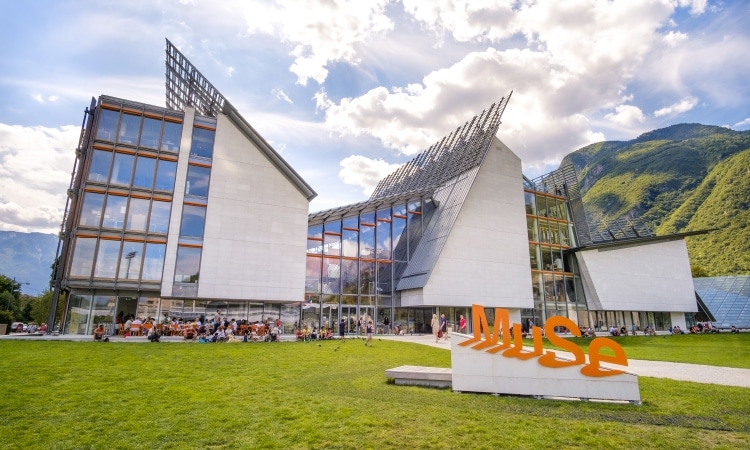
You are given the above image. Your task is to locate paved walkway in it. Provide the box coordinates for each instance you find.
[377,333,750,388]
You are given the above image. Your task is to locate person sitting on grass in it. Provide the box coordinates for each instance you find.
[93,324,106,342]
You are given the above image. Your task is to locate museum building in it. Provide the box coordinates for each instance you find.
[50,40,704,335]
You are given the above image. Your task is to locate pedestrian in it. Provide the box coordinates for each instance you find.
[440,313,448,341]
[365,320,374,346]
[339,318,346,341]
[458,314,467,334]
[430,314,440,343]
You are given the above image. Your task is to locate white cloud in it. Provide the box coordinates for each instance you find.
[663,30,688,48]
[31,94,44,103]
[0,123,78,233]
[605,105,646,126]
[675,0,708,16]
[339,155,401,196]
[243,0,393,85]
[653,96,698,117]
[733,118,750,128]
[272,88,293,104]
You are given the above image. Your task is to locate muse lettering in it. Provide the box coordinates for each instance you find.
[458,304,628,377]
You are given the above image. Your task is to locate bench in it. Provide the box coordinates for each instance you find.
[385,365,452,389]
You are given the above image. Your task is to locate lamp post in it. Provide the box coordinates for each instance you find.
[9,278,30,309]
[124,251,136,279]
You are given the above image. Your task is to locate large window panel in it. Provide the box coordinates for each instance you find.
[154,159,177,192]
[69,237,97,277]
[359,260,375,295]
[78,192,104,227]
[102,195,128,229]
[190,127,215,159]
[88,149,112,182]
[360,224,375,259]
[376,219,391,260]
[323,233,341,256]
[322,257,340,294]
[341,259,358,295]
[161,121,182,152]
[140,117,162,149]
[179,205,206,238]
[94,239,121,278]
[148,200,172,233]
[65,294,92,335]
[305,255,322,293]
[392,217,407,262]
[174,246,202,283]
[342,229,358,257]
[96,109,119,141]
[110,153,135,185]
[126,197,150,232]
[132,156,156,189]
[118,241,143,280]
[185,165,211,197]
[118,113,141,145]
[142,243,166,281]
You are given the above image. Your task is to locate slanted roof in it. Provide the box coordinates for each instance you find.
[164,38,316,201]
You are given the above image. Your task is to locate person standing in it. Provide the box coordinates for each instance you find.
[458,314,467,334]
[339,318,346,341]
[365,320,374,346]
[430,314,440,343]
[440,313,448,341]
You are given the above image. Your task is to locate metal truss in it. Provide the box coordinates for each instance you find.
[165,39,227,117]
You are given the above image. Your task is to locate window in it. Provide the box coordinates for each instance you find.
[174,246,201,283]
[126,197,150,232]
[93,239,120,278]
[142,243,166,281]
[110,153,134,185]
[190,127,215,159]
[118,242,143,280]
[148,200,172,233]
[161,121,182,152]
[154,159,177,191]
[132,156,156,189]
[96,109,119,141]
[69,237,96,277]
[118,113,141,145]
[79,192,104,227]
[102,195,128,229]
[185,165,211,197]
[88,150,112,182]
[140,117,162,149]
[179,205,206,238]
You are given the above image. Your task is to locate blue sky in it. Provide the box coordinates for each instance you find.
[1,0,748,234]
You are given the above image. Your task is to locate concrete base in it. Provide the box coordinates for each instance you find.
[385,365,452,389]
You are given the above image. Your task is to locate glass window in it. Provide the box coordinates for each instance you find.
[322,257,340,294]
[359,260,375,295]
[126,197,150,232]
[69,237,96,277]
[94,239,120,278]
[102,195,128,229]
[308,224,323,239]
[118,242,143,280]
[65,294,92,335]
[179,205,206,238]
[88,150,112,182]
[79,192,104,227]
[305,256,321,293]
[118,113,141,145]
[154,159,177,191]
[341,259,358,295]
[110,153,134,185]
[185,165,211,197]
[140,117,162,149]
[132,156,156,189]
[96,109,119,141]
[342,229,358,257]
[376,219,391,260]
[174,246,201,283]
[142,243,166,281]
[190,127,215,159]
[323,233,340,256]
[392,217,406,261]
[148,200,172,233]
[525,191,535,215]
[342,216,359,229]
[91,295,116,334]
[360,223,375,259]
[161,121,182,152]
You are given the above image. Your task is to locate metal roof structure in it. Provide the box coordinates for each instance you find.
[693,275,750,328]
[164,39,317,201]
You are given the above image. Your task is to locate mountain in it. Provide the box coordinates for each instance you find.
[561,123,750,276]
[0,231,58,296]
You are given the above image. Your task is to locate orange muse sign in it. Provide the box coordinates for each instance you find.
[459,304,629,377]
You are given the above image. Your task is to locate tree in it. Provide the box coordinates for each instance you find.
[691,264,710,278]
[31,290,60,326]
[0,274,21,299]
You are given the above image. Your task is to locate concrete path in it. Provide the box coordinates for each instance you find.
[377,333,750,388]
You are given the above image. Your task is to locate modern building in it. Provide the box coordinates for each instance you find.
[693,276,750,329]
[50,39,706,335]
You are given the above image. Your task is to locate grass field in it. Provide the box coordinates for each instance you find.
[0,337,749,449]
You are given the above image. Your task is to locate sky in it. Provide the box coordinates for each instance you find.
[1,0,749,235]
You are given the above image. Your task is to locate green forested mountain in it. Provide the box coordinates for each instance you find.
[560,123,750,276]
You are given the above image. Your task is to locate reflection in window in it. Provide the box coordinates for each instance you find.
[376,219,391,260]
[174,246,201,283]
[118,113,141,145]
[360,224,375,259]
[162,121,182,152]
[142,243,166,281]
[342,229,358,257]
[110,153,134,185]
[140,117,162,149]
[341,259,358,295]
[148,200,172,233]
[102,195,127,229]
[70,237,96,277]
[88,150,112,182]
[64,294,92,335]
[190,127,215,158]
[132,156,156,189]
[94,239,120,278]
[79,192,104,227]
[185,165,211,197]
[96,109,119,141]
[305,256,321,293]
[154,159,177,191]
[126,197,150,232]
[179,205,206,238]
[392,217,407,261]
[118,242,143,280]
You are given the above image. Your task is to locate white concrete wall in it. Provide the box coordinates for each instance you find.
[421,138,534,309]
[195,114,310,301]
[576,239,697,312]
[670,312,687,330]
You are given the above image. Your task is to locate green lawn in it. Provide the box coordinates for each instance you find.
[1,338,748,449]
